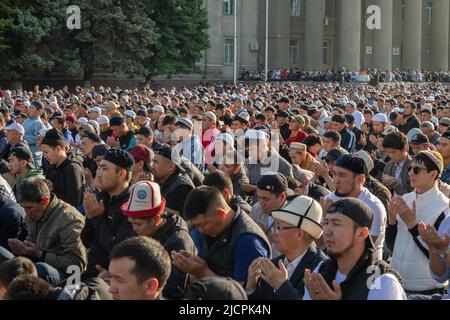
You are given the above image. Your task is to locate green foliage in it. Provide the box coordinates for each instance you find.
[0,0,209,80]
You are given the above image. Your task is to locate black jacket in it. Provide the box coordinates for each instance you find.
[151,213,196,299]
[229,195,251,214]
[45,153,85,208]
[100,128,113,143]
[48,277,112,300]
[280,123,291,141]
[249,247,328,300]
[81,188,134,278]
[83,156,98,179]
[231,168,249,202]
[159,170,195,214]
[399,115,421,135]
[0,198,29,251]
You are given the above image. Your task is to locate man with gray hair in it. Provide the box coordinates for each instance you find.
[420,121,440,146]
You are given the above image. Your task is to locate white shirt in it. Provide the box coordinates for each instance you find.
[284,251,307,280]
[324,188,387,261]
[302,261,407,300]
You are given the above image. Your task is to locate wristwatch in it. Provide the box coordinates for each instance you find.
[439,247,450,259]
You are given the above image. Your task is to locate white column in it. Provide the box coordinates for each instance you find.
[402,0,423,70]
[304,0,325,71]
[336,0,362,71]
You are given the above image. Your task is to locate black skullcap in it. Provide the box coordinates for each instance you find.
[109,116,125,126]
[335,153,368,175]
[327,198,375,250]
[92,144,110,159]
[102,148,134,171]
[331,114,346,124]
[31,100,44,110]
[42,128,67,148]
[135,126,153,137]
[257,173,288,193]
[84,132,102,144]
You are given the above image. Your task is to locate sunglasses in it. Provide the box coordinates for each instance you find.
[407,165,430,175]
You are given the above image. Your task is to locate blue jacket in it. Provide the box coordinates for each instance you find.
[0,198,29,251]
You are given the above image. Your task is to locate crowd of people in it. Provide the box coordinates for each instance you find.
[0,80,449,300]
[239,68,450,84]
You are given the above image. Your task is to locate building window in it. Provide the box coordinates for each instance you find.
[289,40,299,65]
[290,0,301,17]
[323,40,330,65]
[325,0,332,18]
[223,0,234,15]
[224,38,234,64]
[426,1,432,25]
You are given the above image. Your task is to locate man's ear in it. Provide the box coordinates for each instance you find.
[41,197,51,207]
[143,277,159,298]
[222,188,232,201]
[358,227,370,243]
[216,207,228,220]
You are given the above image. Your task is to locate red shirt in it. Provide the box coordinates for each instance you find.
[284,130,308,147]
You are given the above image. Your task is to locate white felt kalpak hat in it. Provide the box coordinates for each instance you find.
[272,195,323,239]
[121,181,166,217]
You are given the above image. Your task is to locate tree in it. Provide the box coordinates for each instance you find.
[143,0,209,80]
[67,0,157,82]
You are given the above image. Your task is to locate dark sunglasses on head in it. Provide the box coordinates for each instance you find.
[407,165,430,175]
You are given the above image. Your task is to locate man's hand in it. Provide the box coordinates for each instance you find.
[241,183,257,193]
[319,197,334,216]
[96,265,112,285]
[315,161,329,178]
[246,258,263,292]
[304,269,342,300]
[106,136,119,148]
[369,135,378,146]
[8,238,26,256]
[8,239,42,259]
[83,191,105,219]
[22,241,42,259]
[171,250,214,279]
[84,168,94,185]
[394,197,417,229]
[382,174,396,189]
[258,258,288,290]
[418,222,450,252]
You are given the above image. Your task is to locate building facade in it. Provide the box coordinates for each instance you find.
[199,0,450,79]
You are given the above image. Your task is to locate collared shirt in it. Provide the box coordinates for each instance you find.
[284,250,307,280]
[395,159,406,184]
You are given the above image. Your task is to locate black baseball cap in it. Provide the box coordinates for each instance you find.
[102,149,135,172]
[325,149,347,162]
[183,277,247,300]
[10,145,35,169]
[278,97,290,104]
[135,126,153,138]
[153,144,185,172]
[257,173,288,193]
[276,110,290,118]
[327,198,375,250]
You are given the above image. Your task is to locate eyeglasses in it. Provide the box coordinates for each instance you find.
[407,165,430,175]
[270,222,297,234]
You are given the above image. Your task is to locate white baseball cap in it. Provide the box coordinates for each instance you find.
[372,113,388,123]
[121,181,166,217]
[97,115,110,125]
[90,106,102,114]
[153,105,165,113]
[124,110,136,119]
[5,123,25,135]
